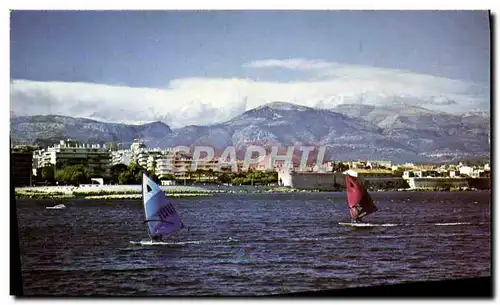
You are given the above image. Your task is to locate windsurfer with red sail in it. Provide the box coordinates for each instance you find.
[345,173,377,223]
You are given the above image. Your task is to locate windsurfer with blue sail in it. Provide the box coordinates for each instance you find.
[142,173,185,243]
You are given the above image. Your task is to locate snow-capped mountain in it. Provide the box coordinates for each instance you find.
[10,115,172,145]
[10,102,490,163]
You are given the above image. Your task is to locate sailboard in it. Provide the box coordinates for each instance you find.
[46,197,66,209]
[338,222,397,227]
[130,173,185,246]
[46,203,66,210]
[339,173,378,227]
[129,240,186,247]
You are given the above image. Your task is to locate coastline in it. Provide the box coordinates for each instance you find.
[14,184,488,200]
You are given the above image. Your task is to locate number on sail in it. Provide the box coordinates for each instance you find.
[158,204,175,220]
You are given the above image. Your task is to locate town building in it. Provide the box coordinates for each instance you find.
[154,151,193,180]
[32,140,111,177]
[366,160,392,169]
[130,139,146,152]
[345,168,394,178]
[11,145,37,187]
[402,170,445,179]
[459,166,474,177]
[135,148,166,168]
[110,150,133,166]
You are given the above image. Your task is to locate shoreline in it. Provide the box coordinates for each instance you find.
[14,185,489,200]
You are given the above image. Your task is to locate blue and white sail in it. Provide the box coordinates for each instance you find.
[142,173,183,238]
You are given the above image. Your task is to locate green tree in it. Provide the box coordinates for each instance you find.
[55,169,66,183]
[134,168,158,184]
[108,163,129,184]
[118,171,132,184]
[118,162,161,184]
[232,177,247,185]
[194,169,203,181]
[392,169,405,177]
[41,166,55,183]
[207,168,214,183]
[149,172,161,184]
[111,163,128,174]
[56,160,71,169]
[217,172,231,184]
[127,162,142,183]
[135,169,144,184]
[55,165,89,185]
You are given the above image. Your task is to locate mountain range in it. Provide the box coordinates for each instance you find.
[10,102,490,163]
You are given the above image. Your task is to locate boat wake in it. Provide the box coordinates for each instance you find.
[338,222,398,227]
[433,222,472,226]
[129,237,238,246]
[338,221,485,228]
[128,227,489,248]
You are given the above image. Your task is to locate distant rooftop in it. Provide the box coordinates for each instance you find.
[11,145,39,153]
[350,169,393,174]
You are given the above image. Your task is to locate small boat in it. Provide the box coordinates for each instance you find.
[338,173,378,227]
[130,173,185,245]
[46,203,66,210]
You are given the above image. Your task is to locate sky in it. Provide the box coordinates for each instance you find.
[10,10,491,127]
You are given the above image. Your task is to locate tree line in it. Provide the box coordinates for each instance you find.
[34,161,279,186]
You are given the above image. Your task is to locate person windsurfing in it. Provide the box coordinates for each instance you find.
[345,173,377,223]
[146,221,185,242]
[150,234,163,242]
[130,174,186,245]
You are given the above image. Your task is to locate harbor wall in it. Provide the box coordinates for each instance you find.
[278,171,407,190]
[286,172,335,190]
[407,177,491,190]
[283,173,491,191]
[362,177,409,190]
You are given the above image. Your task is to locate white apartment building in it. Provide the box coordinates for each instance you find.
[111,150,133,166]
[471,169,485,178]
[33,140,111,176]
[367,160,392,169]
[33,149,53,168]
[130,139,146,153]
[153,151,224,180]
[155,156,178,179]
[459,166,474,177]
[135,148,166,168]
[154,151,190,177]
[146,155,156,172]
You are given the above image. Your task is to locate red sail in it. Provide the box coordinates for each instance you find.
[345,174,377,221]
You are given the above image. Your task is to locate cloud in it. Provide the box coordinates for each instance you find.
[242,59,334,70]
[10,59,489,128]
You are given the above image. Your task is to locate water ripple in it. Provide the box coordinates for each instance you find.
[16,192,491,296]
